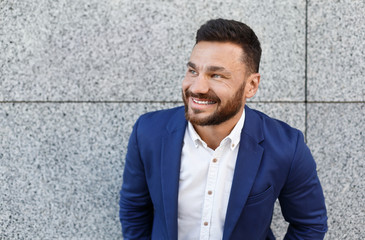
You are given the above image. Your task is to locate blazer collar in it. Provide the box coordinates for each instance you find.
[223,105,265,240]
[161,107,187,240]
[242,105,264,142]
[166,106,187,134]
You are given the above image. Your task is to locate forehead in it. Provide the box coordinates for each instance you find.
[189,41,245,70]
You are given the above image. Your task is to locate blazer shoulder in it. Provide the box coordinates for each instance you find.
[251,108,303,140]
[248,107,306,162]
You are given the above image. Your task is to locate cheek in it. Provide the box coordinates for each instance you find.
[182,77,191,91]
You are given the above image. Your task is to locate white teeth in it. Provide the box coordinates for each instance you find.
[192,98,215,105]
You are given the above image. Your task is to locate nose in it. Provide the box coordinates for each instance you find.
[189,75,209,94]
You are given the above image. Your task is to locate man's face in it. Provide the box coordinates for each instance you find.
[182,41,249,126]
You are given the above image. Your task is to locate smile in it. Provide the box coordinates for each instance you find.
[192,98,216,105]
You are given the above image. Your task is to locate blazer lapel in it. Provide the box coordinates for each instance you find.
[161,107,187,240]
[223,106,264,240]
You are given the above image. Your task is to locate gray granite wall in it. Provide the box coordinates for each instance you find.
[0,0,363,239]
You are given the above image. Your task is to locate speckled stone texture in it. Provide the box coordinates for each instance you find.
[1,0,364,239]
[0,0,305,102]
[307,103,364,239]
[307,0,365,101]
[0,102,179,239]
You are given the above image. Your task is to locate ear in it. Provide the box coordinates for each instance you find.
[244,73,260,99]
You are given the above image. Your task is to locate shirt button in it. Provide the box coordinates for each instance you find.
[204,222,209,226]
[208,190,212,195]
[212,158,218,163]
[232,143,235,148]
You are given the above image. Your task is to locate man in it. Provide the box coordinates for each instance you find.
[120,19,327,239]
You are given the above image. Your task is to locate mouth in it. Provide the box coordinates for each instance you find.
[192,97,217,105]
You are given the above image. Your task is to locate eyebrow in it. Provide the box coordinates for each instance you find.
[207,65,227,72]
[187,61,230,74]
[187,61,197,69]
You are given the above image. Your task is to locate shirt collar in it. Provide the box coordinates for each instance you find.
[187,108,246,150]
[187,121,206,148]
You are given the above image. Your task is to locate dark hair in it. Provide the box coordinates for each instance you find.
[196,18,262,73]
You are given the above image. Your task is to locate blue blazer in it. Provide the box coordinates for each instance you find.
[120,106,327,240]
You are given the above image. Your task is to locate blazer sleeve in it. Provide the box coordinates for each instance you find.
[119,118,153,240]
[279,131,328,239]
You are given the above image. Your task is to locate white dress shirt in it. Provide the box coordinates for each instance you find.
[178,109,245,240]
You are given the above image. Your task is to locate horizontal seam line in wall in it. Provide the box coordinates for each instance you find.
[249,101,365,104]
[0,101,364,104]
[0,100,183,104]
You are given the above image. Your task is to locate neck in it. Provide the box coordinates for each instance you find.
[193,108,244,150]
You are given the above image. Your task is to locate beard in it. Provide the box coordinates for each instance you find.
[182,82,245,126]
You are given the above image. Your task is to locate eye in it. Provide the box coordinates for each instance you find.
[212,74,222,78]
[188,69,197,75]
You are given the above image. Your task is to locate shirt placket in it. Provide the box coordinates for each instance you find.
[199,142,227,240]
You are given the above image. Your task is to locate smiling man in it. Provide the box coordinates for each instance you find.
[120,19,327,240]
